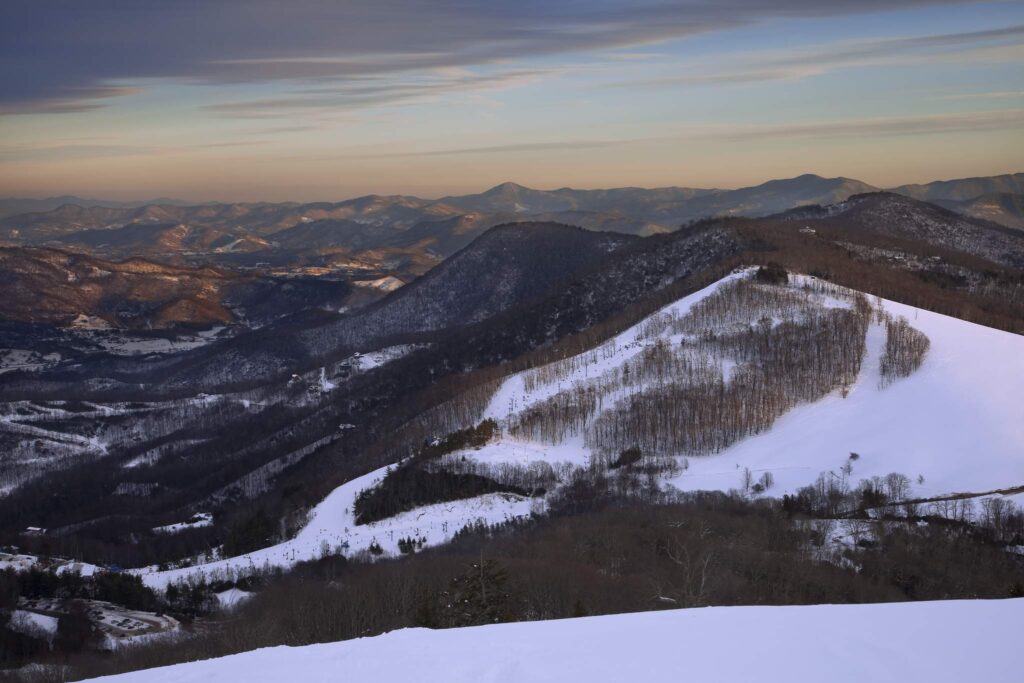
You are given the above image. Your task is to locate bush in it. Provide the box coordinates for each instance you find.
[755,262,788,285]
[416,419,500,463]
[609,447,643,469]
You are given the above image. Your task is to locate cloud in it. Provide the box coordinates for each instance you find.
[369,139,637,157]
[700,109,1024,140]
[0,0,981,114]
[361,109,1024,157]
[941,91,1024,101]
[0,86,141,115]
[612,24,1024,89]
[0,138,265,161]
[191,140,266,149]
[204,68,558,118]
[0,142,159,162]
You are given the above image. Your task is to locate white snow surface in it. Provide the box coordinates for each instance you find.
[353,344,421,371]
[0,552,101,577]
[134,465,533,589]
[351,276,404,292]
[215,588,253,610]
[665,296,1024,498]
[9,610,59,637]
[153,512,213,534]
[84,598,1024,683]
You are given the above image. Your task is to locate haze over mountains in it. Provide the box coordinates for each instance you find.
[0,196,194,220]
[0,172,1021,332]
[3,172,1022,248]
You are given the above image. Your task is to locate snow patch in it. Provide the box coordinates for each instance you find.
[153,512,213,534]
[215,588,253,610]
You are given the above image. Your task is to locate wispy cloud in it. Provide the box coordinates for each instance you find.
[361,109,1024,158]
[368,139,639,157]
[0,138,267,161]
[0,0,985,114]
[204,68,560,118]
[941,90,1024,100]
[0,86,141,116]
[0,142,158,162]
[612,24,1024,89]
[700,109,1024,140]
[191,140,267,149]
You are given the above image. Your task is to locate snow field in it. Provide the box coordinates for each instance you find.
[84,598,1024,683]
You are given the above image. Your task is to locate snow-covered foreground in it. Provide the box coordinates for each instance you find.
[86,599,1024,683]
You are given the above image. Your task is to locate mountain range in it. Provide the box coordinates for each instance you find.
[0,195,194,220]
[1,175,1022,332]
[3,173,1022,251]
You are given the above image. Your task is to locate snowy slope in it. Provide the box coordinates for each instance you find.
[84,598,1024,683]
[665,296,1024,499]
[135,465,533,589]
[136,269,1024,588]
[473,270,1024,501]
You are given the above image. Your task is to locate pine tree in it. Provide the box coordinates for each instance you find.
[441,556,514,627]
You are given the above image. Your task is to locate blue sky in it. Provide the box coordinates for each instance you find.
[1,0,1022,200]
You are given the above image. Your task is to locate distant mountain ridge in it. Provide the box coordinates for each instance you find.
[434,175,874,224]
[0,195,194,219]
[0,173,889,248]
[776,191,1024,268]
[6,172,1020,239]
[934,193,1024,230]
[889,173,1024,201]
[2,173,1021,284]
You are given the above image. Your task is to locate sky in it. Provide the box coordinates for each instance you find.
[1,0,1023,202]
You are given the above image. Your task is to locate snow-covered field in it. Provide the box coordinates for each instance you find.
[84,598,1024,683]
[0,551,101,577]
[79,326,228,356]
[8,610,59,640]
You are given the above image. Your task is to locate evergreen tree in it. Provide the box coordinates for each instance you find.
[441,557,514,627]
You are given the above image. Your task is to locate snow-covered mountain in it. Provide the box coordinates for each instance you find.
[472,269,1023,500]
[134,268,1024,589]
[83,598,1024,683]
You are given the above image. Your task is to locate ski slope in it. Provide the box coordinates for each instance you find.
[665,296,1024,499]
[135,465,534,589]
[474,270,1024,503]
[84,598,1024,683]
